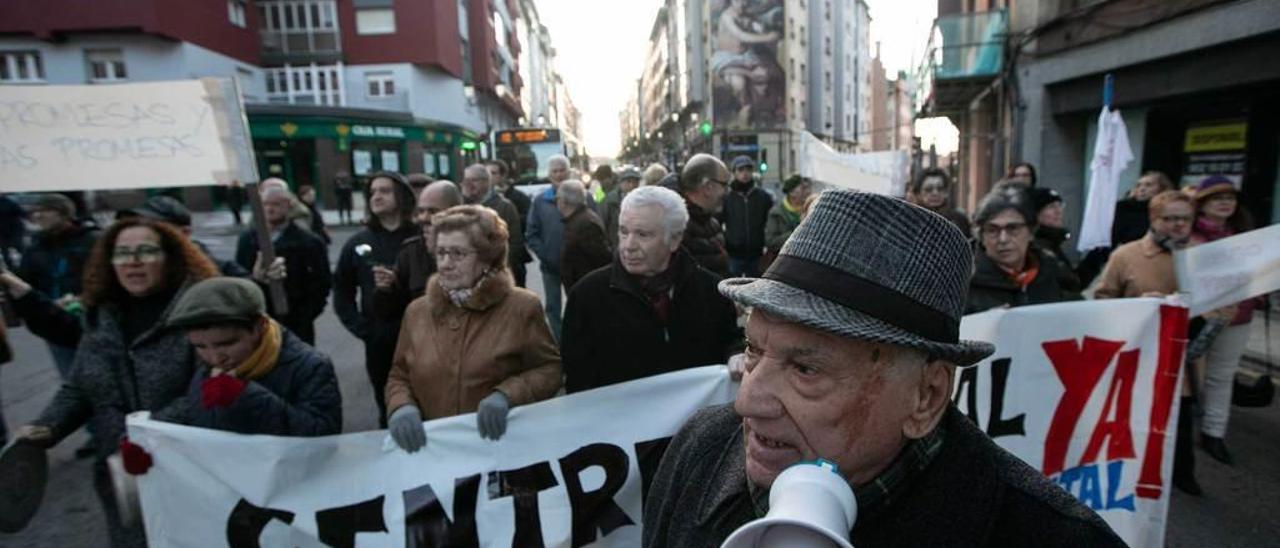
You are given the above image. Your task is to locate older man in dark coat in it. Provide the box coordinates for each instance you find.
[643,190,1124,547]
[557,180,612,291]
[668,154,731,277]
[561,185,740,393]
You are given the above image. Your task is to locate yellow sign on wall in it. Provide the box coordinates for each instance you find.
[1184,122,1247,152]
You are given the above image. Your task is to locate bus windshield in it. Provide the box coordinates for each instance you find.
[494,128,565,184]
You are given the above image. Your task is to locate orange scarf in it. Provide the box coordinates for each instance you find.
[1002,254,1040,291]
[230,317,282,380]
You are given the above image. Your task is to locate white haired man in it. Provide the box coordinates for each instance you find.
[526,154,572,339]
[561,186,741,393]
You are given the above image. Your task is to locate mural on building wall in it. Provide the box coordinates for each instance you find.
[709,0,785,129]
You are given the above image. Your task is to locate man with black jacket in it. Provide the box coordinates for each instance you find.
[489,159,532,287]
[670,154,732,277]
[235,184,332,345]
[333,172,418,425]
[719,155,773,277]
[372,180,462,321]
[561,186,740,393]
[19,193,99,379]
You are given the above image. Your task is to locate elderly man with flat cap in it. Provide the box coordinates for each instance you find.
[643,190,1124,547]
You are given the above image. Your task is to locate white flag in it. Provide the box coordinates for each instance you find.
[1077,108,1134,252]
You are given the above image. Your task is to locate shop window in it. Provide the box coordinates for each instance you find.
[87,50,127,83]
[353,149,374,176]
[381,150,400,172]
[355,8,395,35]
[0,51,44,83]
[366,72,395,98]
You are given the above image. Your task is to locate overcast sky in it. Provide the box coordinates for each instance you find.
[535,0,955,158]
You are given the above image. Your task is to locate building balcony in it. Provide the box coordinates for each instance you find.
[257,0,342,64]
[915,9,1006,117]
[263,62,345,107]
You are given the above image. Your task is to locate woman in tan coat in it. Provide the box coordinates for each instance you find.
[385,205,562,452]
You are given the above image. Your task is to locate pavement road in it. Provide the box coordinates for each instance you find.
[0,209,1276,547]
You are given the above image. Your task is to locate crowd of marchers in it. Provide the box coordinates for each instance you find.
[0,150,1267,547]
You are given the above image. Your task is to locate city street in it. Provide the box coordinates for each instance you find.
[0,209,1276,546]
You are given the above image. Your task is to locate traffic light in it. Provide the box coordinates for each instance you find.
[460,140,478,151]
[759,150,769,173]
[699,121,712,136]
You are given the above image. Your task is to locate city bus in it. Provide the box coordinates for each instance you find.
[493,128,566,185]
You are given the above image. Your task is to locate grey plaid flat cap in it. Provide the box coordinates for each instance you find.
[720,190,995,366]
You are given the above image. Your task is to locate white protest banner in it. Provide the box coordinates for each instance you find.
[1174,223,1280,316]
[0,78,257,193]
[126,366,735,548]
[956,299,1187,548]
[795,131,895,196]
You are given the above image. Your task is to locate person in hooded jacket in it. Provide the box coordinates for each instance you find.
[13,217,219,548]
[966,187,1078,314]
[333,171,419,426]
[718,155,773,277]
[162,277,341,436]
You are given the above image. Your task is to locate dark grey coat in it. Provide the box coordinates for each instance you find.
[167,329,341,436]
[643,404,1125,548]
[34,288,197,462]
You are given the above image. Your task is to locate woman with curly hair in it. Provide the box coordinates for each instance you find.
[385,205,562,453]
[13,217,218,547]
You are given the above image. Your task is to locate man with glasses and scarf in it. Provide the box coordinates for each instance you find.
[671,154,732,277]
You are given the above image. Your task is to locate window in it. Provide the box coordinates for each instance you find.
[366,72,395,98]
[0,51,44,83]
[824,71,831,92]
[493,10,507,52]
[227,0,247,28]
[86,50,127,82]
[459,0,471,82]
[355,8,395,35]
[825,37,830,56]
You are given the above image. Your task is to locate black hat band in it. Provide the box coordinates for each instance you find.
[763,255,960,344]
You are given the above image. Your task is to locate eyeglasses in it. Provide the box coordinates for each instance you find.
[416,207,443,217]
[111,245,165,265]
[1206,193,1237,202]
[434,247,476,262]
[707,178,730,189]
[919,184,947,195]
[1157,215,1193,224]
[981,222,1028,239]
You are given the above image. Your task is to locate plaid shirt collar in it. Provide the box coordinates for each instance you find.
[748,418,949,524]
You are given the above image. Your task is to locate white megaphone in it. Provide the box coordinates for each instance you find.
[721,459,857,548]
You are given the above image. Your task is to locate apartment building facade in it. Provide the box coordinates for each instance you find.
[1,0,579,207]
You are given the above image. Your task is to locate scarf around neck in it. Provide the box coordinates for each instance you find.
[1194,216,1234,241]
[231,317,282,381]
[446,269,493,307]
